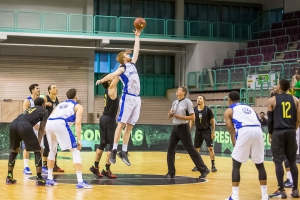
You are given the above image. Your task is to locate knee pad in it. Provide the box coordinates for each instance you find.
[48,150,56,161]
[255,163,267,180]
[98,143,107,151]
[34,152,42,167]
[70,148,82,164]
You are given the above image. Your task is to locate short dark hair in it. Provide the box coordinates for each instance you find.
[34,97,44,106]
[229,91,240,102]
[260,112,265,114]
[279,79,290,92]
[198,95,206,101]
[179,86,188,97]
[66,88,77,99]
[29,84,39,94]
[101,74,109,89]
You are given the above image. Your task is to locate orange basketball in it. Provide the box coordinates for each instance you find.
[134,17,146,30]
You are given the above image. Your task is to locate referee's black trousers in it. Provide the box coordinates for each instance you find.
[167,123,207,175]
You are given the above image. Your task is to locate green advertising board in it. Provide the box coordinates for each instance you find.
[0,123,271,155]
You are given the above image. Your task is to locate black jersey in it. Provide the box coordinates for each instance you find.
[103,89,119,118]
[274,94,297,129]
[45,95,59,118]
[194,106,214,130]
[15,106,48,126]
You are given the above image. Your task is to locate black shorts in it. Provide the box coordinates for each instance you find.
[9,120,41,151]
[271,129,298,163]
[100,115,117,145]
[194,129,213,148]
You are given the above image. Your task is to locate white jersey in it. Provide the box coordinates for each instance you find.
[119,62,140,96]
[230,103,261,132]
[27,96,35,107]
[49,100,77,126]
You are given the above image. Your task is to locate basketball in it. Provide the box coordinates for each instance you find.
[134,17,146,30]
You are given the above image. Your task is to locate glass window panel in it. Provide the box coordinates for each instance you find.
[157,1,165,19]
[144,55,154,74]
[221,5,229,23]
[122,0,131,17]
[209,5,218,22]
[165,1,175,19]
[231,6,240,24]
[135,55,144,74]
[241,7,250,24]
[110,0,120,16]
[98,0,109,15]
[188,3,198,21]
[145,1,155,18]
[94,53,100,72]
[135,0,144,18]
[99,53,109,73]
[199,4,208,21]
[165,56,174,75]
[110,53,119,72]
[154,55,165,74]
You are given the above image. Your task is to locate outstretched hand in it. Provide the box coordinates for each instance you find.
[133,29,142,37]
[95,79,104,85]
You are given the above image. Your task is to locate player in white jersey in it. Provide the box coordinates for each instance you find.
[96,30,142,166]
[22,84,43,175]
[45,89,92,189]
[224,91,268,200]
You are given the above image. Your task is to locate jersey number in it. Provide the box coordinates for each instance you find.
[281,102,291,118]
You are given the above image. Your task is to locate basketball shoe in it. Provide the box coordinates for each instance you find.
[101,169,117,179]
[269,190,287,198]
[23,167,32,175]
[53,165,64,172]
[89,166,103,177]
[76,181,93,189]
[291,189,300,198]
[45,179,58,186]
[36,177,46,186]
[42,166,48,174]
[117,150,131,166]
[109,149,117,164]
[6,176,17,185]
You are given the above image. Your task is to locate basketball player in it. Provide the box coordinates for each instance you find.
[190,95,217,172]
[22,83,41,175]
[165,86,210,179]
[45,89,92,189]
[224,91,268,200]
[42,84,64,174]
[268,79,299,198]
[6,97,48,186]
[96,29,142,166]
[90,76,119,178]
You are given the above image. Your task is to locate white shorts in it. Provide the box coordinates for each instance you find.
[46,119,77,151]
[117,94,141,125]
[232,127,264,164]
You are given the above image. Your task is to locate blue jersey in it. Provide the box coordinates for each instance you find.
[119,62,140,96]
[27,96,35,107]
[229,103,261,132]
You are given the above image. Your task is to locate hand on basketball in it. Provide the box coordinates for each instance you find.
[77,141,82,150]
[133,29,142,37]
[96,79,104,85]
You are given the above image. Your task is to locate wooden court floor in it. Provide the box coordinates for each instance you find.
[1,151,299,200]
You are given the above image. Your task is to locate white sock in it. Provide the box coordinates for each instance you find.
[24,159,29,168]
[232,186,239,199]
[287,171,293,183]
[76,171,83,183]
[113,143,118,150]
[122,144,128,152]
[47,169,53,180]
[260,185,268,195]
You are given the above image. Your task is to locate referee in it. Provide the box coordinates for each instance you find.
[164,86,210,179]
[190,95,217,172]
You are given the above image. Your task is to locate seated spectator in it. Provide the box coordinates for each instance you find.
[294,75,300,99]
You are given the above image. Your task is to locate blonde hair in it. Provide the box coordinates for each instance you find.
[116,52,126,64]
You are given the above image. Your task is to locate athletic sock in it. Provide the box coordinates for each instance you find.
[24,159,29,168]
[48,169,53,180]
[260,185,268,195]
[76,171,83,183]
[122,144,128,152]
[113,143,118,150]
[94,161,99,168]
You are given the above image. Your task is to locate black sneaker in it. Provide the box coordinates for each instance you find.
[199,168,210,179]
[36,177,46,186]
[117,150,131,166]
[291,189,300,198]
[89,166,103,177]
[191,166,198,172]
[109,149,117,164]
[284,178,290,185]
[6,176,17,185]
[211,165,217,172]
[164,173,175,178]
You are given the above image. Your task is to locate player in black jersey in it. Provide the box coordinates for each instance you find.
[42,85,64,174]
[6,97,48,186]
[268,79,300,198]
[90,76,119,178]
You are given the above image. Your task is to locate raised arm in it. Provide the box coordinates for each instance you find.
[96,67,124,85]
[131,29,141,64]
[108,76,120,100]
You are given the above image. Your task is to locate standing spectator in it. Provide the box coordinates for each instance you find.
[259,112,268,125]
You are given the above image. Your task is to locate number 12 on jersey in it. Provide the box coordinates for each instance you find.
[281,102,291,118]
